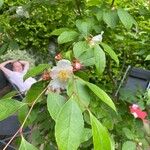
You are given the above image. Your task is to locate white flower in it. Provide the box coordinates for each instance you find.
[16,6,29,18]
[89,31,104,46]
[49,59,73,91]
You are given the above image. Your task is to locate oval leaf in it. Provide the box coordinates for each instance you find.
[19,136,38,150]
[0,0,4,8]
[122,141,136,150]
[0,99,25,121]
[86,82,116,112]
[24,64,50,80]
[118,8,137,29]
[94,44,106,75]
[25,81,48,103]
[145,55,150,61]
[47,92,65,121]
[67,77,91,111]
[103,10,119,28]
[90,112,112,150]
[50,28,70,36]
[58,31,79,44]
[73,41,88,59]
[55,100,84,150]
[100,42,119,65]
[76,20,91,36]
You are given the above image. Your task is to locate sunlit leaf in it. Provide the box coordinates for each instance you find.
[58,31,79,44]
[50,28,70,36]
[55,100,84,150]
[90,112,112,150]
[86,0,101,6]
[145,55,150,61]
[86,82,116,112]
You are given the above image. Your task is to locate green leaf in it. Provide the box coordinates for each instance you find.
[95,9,103,21]
[86,0,101,6]
[0,99,25,121]
[9,40,19,50]
[103,10,119,28]
[19,136,38,150]
[86,82,116,112]
[0,0,4,8]
[145,55,150,61]
[122,128,135,140]
[24,64,50,80]
[25,81,48,103]
[0,43,8,55]
[67,77,91,111]
[100,42,119,65]
[122,141,136,150]
[94,44,106,75]
[90,112,112,150]
[76,20,91,36]
[47,92,65,121]
[18,104,29,125]
[2,91,17,99]
[55,100,84,150]
[58,31,79,44]
[73,41,88,59]
[50,28,70,36]
[118,8,137,29]
[80,128,92,143]
[73,41,95,66]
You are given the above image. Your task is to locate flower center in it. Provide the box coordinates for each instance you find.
[58,70,69,81]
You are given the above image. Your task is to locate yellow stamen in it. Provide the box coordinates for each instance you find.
[58,70,69,81]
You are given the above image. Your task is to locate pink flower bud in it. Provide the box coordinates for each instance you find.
[55,53,62,60]
[73,60,82,71]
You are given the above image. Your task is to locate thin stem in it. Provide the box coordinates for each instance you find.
[3,87,48,150]
[111,0,115,8]
[75,0,82,16]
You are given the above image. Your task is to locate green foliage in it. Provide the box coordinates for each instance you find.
[47,92,65,121]
[19,136,38,150]
[55,100,84,150]
[24,64,50,80]
[117,8,137,30]
[0,98,25,121]
[122,141,136,150]
[25,81,48,103]
[67,77,91,111]
[86,82,116,112]
[100,42,119,66]
[90,112,112,150]
[58,31,79,44]
[94,44,106,75]
[0,0,150,149]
